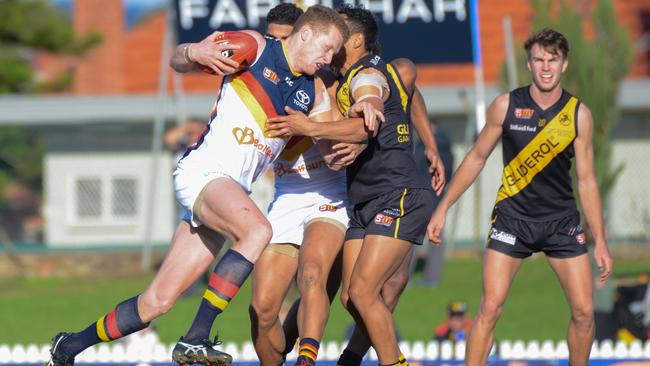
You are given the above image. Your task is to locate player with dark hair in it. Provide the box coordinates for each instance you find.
[427,28,612,366]
[44,6,349,366]
[267,5,442,364]
[265,3,303,39]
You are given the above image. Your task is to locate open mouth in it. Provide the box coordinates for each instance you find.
[540,73,553,82]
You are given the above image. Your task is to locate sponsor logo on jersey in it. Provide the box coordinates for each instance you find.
[232,126,255,144]
[263,67,280,84]
[293,90,310,111]
[275,160,326,178]
[274,163,286,177]
[509,124,537,133]
[514,108,534,119]
[374,213,394,227]
[370,55,381,65]
[559,112,571,126]
[382,208,400,217]
[284,76,294,86]
[319,204,339,212]
[503,137,560,187]
[232,127,273,158]
[545,127,573,137]
[490,228,516,245]
[396,123,410,143]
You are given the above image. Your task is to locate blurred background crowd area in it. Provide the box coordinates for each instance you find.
[0,0,650,347]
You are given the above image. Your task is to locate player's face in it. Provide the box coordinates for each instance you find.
[527,43,568,93]
[300,25,344,75]
[266,23,293,40]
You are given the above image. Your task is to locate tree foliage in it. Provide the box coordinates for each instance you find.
[0,0,101,93]
[501,0,633,205]
[0,0,100,202]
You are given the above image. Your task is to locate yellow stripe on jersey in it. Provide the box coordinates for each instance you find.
[336,65,365,116]
[281,41,302,76]
[279,136,314,162]
[385,64,408,112]
[394,188,408,238]
[495,96,579,204]
[230,77,268,135]
[203,289,230,311]
[96,316,110,342]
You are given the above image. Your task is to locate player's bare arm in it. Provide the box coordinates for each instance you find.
[427,93,508,245]
[170,30,265,75]
[392,57,446,195]
[266,68,386,142]
[265,107,383,142]
[574,103,613,282]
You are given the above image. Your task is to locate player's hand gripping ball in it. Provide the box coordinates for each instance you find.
[200,31,258,74]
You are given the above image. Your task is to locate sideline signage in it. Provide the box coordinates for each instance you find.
[173,0,473,63]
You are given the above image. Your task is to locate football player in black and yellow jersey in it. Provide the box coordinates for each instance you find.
[427,28,612,366]
[267,5,443,365]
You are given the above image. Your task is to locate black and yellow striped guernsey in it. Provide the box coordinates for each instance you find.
[494,86,580,220]
[336,54,430,205]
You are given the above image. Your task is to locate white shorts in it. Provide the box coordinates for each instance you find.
[173,163,235,227]
[267,189,349,246]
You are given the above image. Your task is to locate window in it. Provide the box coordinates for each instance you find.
[76,178,102,219]
[112,178,137,217]
[72,175,139,224]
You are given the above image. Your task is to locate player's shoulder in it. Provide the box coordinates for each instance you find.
[356,67,383,77]
[390,58,416,79]
[486,93,510,126]
[390,57,416,93]
[576,99,592,119]
[575,99,593,135]
[490,93,510,112]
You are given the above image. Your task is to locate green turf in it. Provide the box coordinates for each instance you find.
[0,255,647,345]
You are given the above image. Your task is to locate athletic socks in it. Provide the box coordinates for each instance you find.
[184,249,253,342]
[337,348,364,366]
[295,338,320,365]
[59,296,148,357]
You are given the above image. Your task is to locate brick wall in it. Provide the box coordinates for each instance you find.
[73,0,125,94]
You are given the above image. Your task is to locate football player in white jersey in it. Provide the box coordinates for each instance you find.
[44,6,350,366]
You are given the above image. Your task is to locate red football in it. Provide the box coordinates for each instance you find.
[200,31,258,75]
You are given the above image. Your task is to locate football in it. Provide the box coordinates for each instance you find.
[200,31,258,75]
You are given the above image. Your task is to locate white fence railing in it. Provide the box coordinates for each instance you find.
[1,339,650,363]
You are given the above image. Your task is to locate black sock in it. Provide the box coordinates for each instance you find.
[337,348,364,366]
[60,296,148,357]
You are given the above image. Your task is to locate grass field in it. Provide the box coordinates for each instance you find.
[0,255,648,345]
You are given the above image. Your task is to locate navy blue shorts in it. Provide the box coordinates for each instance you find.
[487,207,588,259]
[345,188,434,244]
